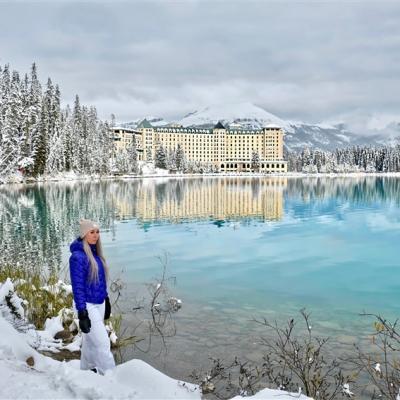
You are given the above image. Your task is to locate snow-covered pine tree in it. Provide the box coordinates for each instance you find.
[251,150,260,172]
[176,144,185,172]
[63,104,73,171]
[155,144,167,169]
[99,120,112,175]
[0,62,115,179]
[115,150,129,174]
[11,71,25,170]
[1,69,24,175]
[72,95,83,172]
[127,133,138,173]
[287,145,400,174]
[20,73,31,165]
[46,83,63,174]
[33,78,54,176]
[85,106,98,174]
[146,146,153,162]
[0,65,11,172]
[167,147,177,171]
[0,64,3,144]
[28,63,42,173]
[301,148,312,172]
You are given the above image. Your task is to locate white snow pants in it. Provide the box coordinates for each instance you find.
[80,302,115,375]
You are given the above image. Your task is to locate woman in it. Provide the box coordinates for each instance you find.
[69,219,115,375]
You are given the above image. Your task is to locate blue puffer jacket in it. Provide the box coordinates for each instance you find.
[69,238,108,312]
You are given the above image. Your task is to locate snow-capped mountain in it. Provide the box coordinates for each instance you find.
[122,116,170,129]
[178,102,294,132]
[123,103,400,152]
[282,123,383,152]
[176,103,399,151]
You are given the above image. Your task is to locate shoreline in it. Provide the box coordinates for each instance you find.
[2,170,400,187]
[0,275,314,400]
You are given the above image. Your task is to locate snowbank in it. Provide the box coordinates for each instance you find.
[232,388,311,399]
[140,162,170,177]
[0,278,26,318]
[0,313,200,399]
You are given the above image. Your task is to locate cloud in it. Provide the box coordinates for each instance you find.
[1,1,400,128]
[366,213,400,232]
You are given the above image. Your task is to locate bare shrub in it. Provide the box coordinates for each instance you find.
[254,309,355,399]
[350,313,400,399]
[192,309,356,399]
[108,252,182,359]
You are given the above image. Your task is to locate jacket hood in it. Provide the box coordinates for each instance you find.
[70,238,84,253]
[70,238,97,254]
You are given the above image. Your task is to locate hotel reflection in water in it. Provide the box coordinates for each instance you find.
[113,177,287,224]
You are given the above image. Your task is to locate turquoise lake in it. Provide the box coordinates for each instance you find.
[1,176,400,378]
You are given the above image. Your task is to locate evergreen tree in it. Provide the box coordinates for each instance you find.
[33,78,53,176]
[2,69,24,174]
[146,146,153,162]
[167,147,177,170]
[0,62,114,179]
[63,105,73,171]
[86,106,99,174]
[115,150,129,174]
[251,150,260,172]
[99,120,112,175]
[286,145,400,174]
[46,83,63,173]
[176,144,185,172]
[80,105,90,171]
[72,95,83,172]
[0,65,12,171]
[20,73,30,163]
[127,134,138,173]
[155,144,167,169]
[28,63,42,170]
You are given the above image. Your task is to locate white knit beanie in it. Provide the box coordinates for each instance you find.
[79,219,100,239]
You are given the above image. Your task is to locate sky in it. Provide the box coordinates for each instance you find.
[0,0,400,132]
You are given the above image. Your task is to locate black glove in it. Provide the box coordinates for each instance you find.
[78,309,91,334]
[104,296,111,320]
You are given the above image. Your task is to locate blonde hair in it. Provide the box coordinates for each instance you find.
[82,236,109,283]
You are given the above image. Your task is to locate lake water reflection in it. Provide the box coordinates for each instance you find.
[1,176,400,381]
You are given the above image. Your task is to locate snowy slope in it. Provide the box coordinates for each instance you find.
[122,116,170,129]
[178,102,294,132]
[0,313,200,399]
[176,103,386,151]
[283,123,379,152]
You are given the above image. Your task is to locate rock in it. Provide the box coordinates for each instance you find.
[40,349,80,362]
[201,382,215,394]
[69,320,79,335]
[26,356,34,367]
[54,329,73,341]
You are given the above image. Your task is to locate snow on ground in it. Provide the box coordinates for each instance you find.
[231,389,310,400]
[0,312,200,399]
[0,311,313,400]
[0,280,312,400]
[140,162,170,177]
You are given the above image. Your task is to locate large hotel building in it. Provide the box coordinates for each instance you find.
[113,119,287,173]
